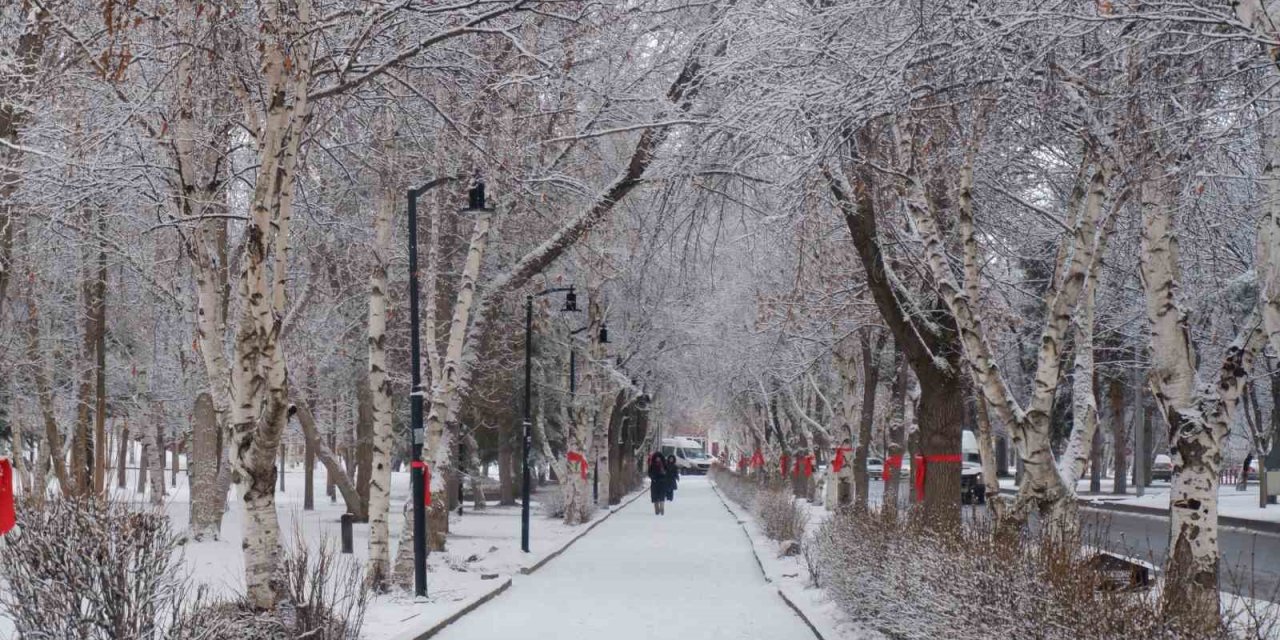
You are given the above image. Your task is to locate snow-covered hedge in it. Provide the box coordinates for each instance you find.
[810,508,1245,640]
[712,469,808,548]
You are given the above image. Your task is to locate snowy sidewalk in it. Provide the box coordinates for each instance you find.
[431,476,816,640]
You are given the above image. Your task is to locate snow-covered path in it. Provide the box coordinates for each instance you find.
[431,476,816,640]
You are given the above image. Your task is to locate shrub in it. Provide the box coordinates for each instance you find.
[810,507,1246,640]
[755,487,808,545]
[0,497,193,640]
[712,468,808,548]
[169,530,369,640]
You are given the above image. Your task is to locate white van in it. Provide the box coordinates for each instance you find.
[661,437,715,475]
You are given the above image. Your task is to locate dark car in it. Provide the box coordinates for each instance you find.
[1151,454,1172,482]
[961,462,986,505]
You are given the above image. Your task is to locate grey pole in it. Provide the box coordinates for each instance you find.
[1134,365,1145,498]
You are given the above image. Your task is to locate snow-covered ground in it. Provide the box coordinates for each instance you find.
[997,476,1280,524]
[0,451,639,640]
[432,476,819,640]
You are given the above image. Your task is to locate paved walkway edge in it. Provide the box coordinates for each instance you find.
[400,578,513,640]
[404,485,648,640]
[519,487,648,575]
[709,482,825,640]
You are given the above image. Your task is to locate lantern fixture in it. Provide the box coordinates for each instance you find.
[462,175,494,214]
[562,287,579,312]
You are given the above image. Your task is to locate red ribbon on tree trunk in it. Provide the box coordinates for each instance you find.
[567,451,589,479]
[0,459,13,536]
[780,455,790,476]
[802,455,814,477]
[411,460,432,506]
[832,447,853,473]
[913,454,962,502]
[883,454,904,483]
[751,449,765,468]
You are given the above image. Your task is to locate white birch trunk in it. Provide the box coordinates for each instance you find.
[228,0,312,608]
[1138,175,1264,622]
[422,208,494,549]
[366,184,396,590]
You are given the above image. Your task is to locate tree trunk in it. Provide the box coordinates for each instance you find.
[854,331,882,512]
[304,433,315,511]
[150,412,166,505]
[327,424,337,502]
[1110,377,1127,495]
[366,181,396,590]
[415,207,495,562]
[117,423,129,490]
[138,440,149,495]
[1138,175,1263,626]
[190,393,225,540]
[93,228,107,496]
[356,379,374,510]
[915,368,965,528]
[498,416,516,506]
[294,404,367,520]
[883,350,907,522]
[172,436,182,488]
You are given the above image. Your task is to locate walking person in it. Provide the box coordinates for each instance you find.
[665,453,679,504]
[648,452,668,515]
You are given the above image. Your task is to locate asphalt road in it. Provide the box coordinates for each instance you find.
[866,479,1280,601]
[1081,507,1280,602]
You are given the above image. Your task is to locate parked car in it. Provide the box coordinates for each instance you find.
[1151,454,1173,482]
[866,457,884,477]
[961,461,986,505]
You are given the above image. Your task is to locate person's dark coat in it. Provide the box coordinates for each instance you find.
[664,454,679,501]
[648,453,667,503]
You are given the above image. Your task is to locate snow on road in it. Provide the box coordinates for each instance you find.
[431,476,816,640]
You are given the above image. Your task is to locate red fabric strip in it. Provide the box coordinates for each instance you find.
[832,447,852,473]
[567,451,589,480]
[883,454,904,483]
[0,459,13,536]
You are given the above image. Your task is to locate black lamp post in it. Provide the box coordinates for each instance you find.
[406,175,492,596]
[522,286,578,552]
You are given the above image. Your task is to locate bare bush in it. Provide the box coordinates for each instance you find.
[811,507,1243,640]
[0,497,193,640]
[168,530,369,640]
[755,487,808,546]
[713,469,808,548]
[710,468,757,507]
[539,486,567,519]
[278,530,369,640]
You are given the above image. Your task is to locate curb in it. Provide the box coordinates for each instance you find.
[518,487,647,575]
[709,481,824,640]
[999,488,1280,536]
[402,577,513,640]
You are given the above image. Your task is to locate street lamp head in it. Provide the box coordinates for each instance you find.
[562,287,579,312]
[463,175,494,213]
[598,322,609,344]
